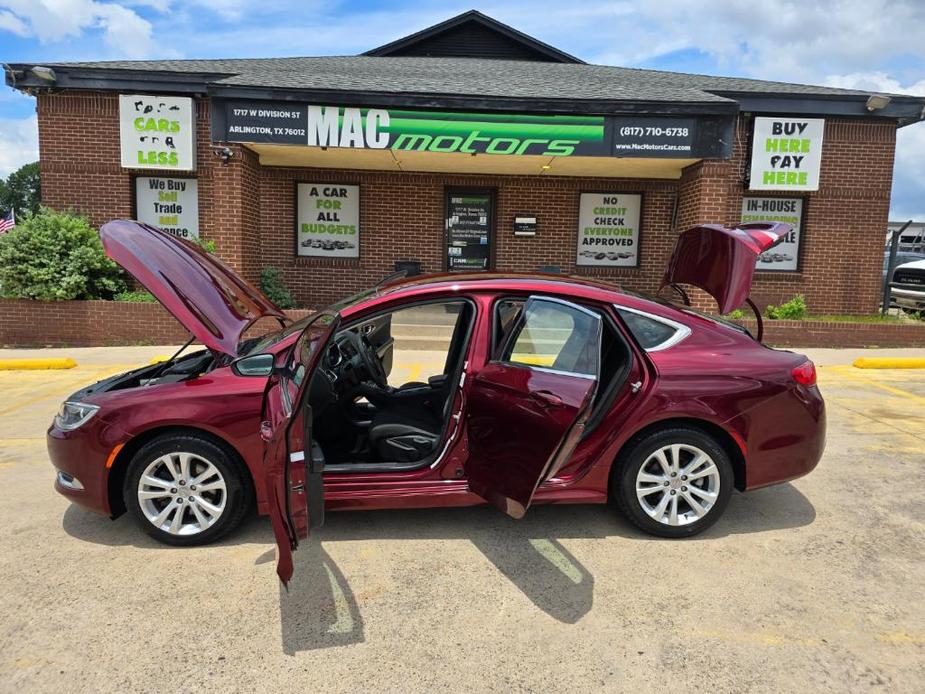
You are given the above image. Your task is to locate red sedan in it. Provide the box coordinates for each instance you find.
[48,220,824,584]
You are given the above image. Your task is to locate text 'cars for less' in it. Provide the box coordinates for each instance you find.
[48,220,824,584]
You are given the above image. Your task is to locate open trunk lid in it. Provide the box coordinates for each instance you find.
[661,222,792,314]
[100,220,285,357]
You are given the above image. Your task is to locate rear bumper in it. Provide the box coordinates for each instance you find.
[47,420,122,517]
[729,385,826,490]
[890,285,925,310]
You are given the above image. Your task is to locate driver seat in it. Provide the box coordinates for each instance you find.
[368,407,441,463]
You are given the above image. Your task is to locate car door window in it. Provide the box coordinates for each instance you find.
[502,299,600,376]
[493,298,524,354]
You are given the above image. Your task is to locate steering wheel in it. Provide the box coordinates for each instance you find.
[342,330,388,388]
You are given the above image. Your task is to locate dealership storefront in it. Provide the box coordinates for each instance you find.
[7,11,925,312]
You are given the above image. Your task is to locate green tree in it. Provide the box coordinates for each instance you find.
[0,208,126,300]
[0,162,41,216]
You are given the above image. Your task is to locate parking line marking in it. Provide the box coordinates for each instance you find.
[824,365,925,406]
[0,367,127,416]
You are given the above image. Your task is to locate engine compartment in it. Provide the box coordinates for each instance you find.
[70,350,216,399]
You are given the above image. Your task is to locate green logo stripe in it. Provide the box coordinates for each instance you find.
[382,110,604,126]
[382,118,604,142]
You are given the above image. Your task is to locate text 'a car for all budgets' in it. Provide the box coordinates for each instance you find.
[48,219,825,585]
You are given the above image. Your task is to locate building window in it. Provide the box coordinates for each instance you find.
[133,176,199,240]
[741,196,804,272]
[576,193,642,268]
[296,183,360,258]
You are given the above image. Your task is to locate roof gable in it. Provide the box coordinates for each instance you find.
[363,10,583,63]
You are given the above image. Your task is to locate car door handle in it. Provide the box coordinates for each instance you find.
[530,390,564,408]
[260,420,272,441]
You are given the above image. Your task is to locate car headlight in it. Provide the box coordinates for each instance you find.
[54,401,100,431]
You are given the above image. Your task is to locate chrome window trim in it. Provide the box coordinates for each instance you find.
[615,305,692,352]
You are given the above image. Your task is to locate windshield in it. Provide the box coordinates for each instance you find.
[239,286,379,357]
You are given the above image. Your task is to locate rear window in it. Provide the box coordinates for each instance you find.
[616,308,688,351]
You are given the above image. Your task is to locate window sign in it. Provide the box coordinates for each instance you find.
[749,117,824,192]
[119,95,195,171]
[741,196,803,271]
[576,193,642,267]
[446,191,493,271]
[134,177,199,240]
[296,184,360,257]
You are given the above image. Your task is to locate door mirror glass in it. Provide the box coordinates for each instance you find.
[232,353,274,377]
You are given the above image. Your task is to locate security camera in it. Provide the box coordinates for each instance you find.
[213,146,234,164]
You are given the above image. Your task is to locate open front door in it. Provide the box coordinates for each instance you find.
[466,296,602,519]
[261,311,338,586]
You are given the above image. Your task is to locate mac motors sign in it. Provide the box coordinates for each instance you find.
[214,100,734,160]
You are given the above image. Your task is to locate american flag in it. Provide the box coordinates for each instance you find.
[0,209,14,234]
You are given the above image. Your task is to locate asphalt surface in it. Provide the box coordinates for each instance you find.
[0,346,923,692]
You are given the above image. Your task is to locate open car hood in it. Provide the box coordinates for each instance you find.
[100,220,285,357]
[661,222,792,314]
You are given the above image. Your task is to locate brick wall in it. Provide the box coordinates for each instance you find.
[258,167,678,307]
[3,299,924,349]
[720,116,896,314]
[35,91,899,315]
[0,299,311,348]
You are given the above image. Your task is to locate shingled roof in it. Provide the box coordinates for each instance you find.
[6,12,925,122]
[24,55,889,102]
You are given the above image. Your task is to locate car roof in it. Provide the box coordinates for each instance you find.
[380,272,626,299]
[336,271,686,322]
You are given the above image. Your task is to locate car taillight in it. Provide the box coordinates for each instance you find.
[792,360,817,387]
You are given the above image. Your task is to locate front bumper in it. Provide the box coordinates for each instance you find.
[47,417,125,517]
[890,285,925,310]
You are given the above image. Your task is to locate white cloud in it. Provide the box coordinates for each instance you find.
[0,116,38,178]
[0,0,157,57]
[0,8,27,35]
[552,0,925,84]
[823,71,925,221]
[824,72,925,96]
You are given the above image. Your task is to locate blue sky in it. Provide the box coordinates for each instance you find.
[2,0,924,219]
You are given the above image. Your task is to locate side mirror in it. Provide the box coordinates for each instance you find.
[232,353,274,377]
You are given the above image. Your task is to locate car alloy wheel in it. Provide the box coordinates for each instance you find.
[613,426,733,538]
[137,452,227,536]
[634,444,720,526]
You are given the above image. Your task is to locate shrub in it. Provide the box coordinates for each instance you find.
[0,208,126,300]
[766,294,807,320]
[259,266,295,309]
[722,308,746,320]
[193,237,216,254]
[114,290,156,302]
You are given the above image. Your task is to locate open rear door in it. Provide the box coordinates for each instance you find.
[465,296,601,519]
[261,311,338,586]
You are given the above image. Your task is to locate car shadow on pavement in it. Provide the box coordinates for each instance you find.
[275,542,366,654]
[61,482,815,651]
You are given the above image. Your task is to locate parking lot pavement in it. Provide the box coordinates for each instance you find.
[1,346,923,693]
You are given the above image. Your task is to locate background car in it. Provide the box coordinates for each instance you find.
[890,258,925,313]
[48,221,825,580]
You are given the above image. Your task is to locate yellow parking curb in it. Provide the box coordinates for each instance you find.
[0,357,77,370]
[852,357,925,369]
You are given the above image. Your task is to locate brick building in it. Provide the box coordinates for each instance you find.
[5,10,924,313]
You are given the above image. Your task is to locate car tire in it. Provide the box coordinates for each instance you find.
[123,433,248,546]
[612,426,734,538]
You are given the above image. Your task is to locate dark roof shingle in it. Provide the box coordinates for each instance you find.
[41,55,898,103]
